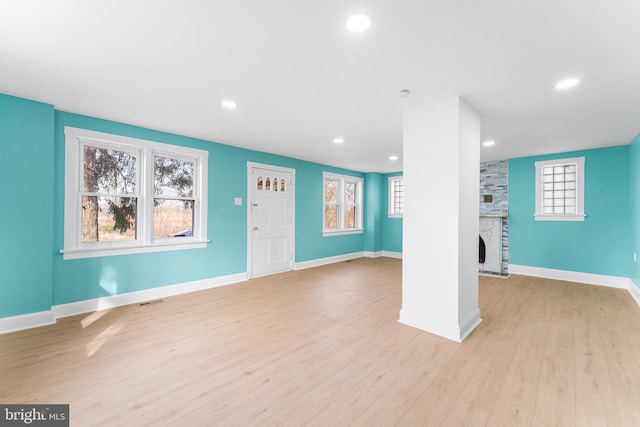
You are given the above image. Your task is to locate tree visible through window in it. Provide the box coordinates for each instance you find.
[82,145,138,242]
[153,156,195,238]
[64,127,208,259]
[324,178,338,230]
[322,172,363,234]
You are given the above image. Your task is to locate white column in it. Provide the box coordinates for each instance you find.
[399,96,482,342]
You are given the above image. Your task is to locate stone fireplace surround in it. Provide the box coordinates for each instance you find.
[480,160,509,274]
[479,215,505,273]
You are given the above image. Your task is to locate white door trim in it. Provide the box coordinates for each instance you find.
[246,162,296,278]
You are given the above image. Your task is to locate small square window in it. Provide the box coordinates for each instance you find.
[388,176,404,218]
[534,157,585,221]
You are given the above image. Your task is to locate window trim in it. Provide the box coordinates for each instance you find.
[62,127,208,259]
[388,176,404,218]
[322,172,364,236]
[534,156,585,221]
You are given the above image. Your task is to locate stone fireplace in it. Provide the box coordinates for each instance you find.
[480,160,509,274]
[479,215,504,273]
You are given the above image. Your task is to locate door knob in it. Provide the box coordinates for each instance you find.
[253,226,258,231]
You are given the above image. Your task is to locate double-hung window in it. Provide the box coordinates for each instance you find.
[323,172,363,235]
[63,127,208,259]
[388,176,404,218]
[534,156,585,221]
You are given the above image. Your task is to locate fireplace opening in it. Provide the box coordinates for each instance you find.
[479,236,486,264]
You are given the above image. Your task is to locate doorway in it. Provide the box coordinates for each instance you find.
[247,162,295,278]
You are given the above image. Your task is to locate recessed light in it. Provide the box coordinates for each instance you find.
[221,100,237,109]
[555,78,580,89]
[483,140,495,147]
[389,155,398,161]
[347,14,372,32]
[333,137,344,144]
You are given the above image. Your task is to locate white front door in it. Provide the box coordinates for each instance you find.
[248,164,294,278]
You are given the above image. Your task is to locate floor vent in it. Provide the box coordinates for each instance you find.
[139,299,164,306]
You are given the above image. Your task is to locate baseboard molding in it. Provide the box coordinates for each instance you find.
[510,264,640,307]
[53,272,248,319]
[629,280,640,306]
[459,308,483,341]
[509,264,630,289]
[363,251,402,259]
[0,273,248,335]
[381,251,402,259]
[3,251,406,335]
[0,310,55,335]
[398,307,482,343]
[294,252,365,270]
[479,271,511,279]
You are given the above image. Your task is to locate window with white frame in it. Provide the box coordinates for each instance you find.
[323,172,363,235]
[534,156,585,221]
[388,176,404,218]
[63,127,208,259]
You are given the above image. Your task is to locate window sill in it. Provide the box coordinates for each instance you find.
[60,240,209,260]
[322,229,364,237]
[534,214,586,222]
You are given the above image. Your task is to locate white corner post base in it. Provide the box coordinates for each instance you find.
[399,96,482,342]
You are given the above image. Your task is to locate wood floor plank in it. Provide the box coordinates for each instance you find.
[573,283,621,426]
[439,277,540,427]
[484,277,554,426]
[530,281,577,427]
[1,258,639,426]
[592,285,640,426]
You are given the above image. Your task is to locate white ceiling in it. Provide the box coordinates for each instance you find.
[1,1,639,173]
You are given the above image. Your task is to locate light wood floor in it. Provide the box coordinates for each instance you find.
[2,257,640,426]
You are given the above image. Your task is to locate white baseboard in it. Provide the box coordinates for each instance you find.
[2,250,407,335]
[381,251,402,259]
[398,307,482,343]
[296,251,402,269]
[509,264,630,289]
[0,273,248,335]
[510,264,640,307]
[294,252,365,270]
[363,250,402,259]
[0,310,55,334]
[629,280,640,306]
[459,308,483,341]
[52,272,248,319]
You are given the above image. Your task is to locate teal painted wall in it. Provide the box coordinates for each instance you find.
[0,95,54,317]
[6,90,632,321]
[364,173,383,253]
[509,146,631,277]
[51,111,365,305]
[629,134,640,287]
[382,172,403,253]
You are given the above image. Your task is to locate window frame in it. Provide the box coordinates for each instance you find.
[388,176,404,218]
[63,127,208,259]
[322,172,364,236]
[534,156,585,221]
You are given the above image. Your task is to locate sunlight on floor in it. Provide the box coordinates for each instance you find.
[81,309,112,329]
[86,322,125,357]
